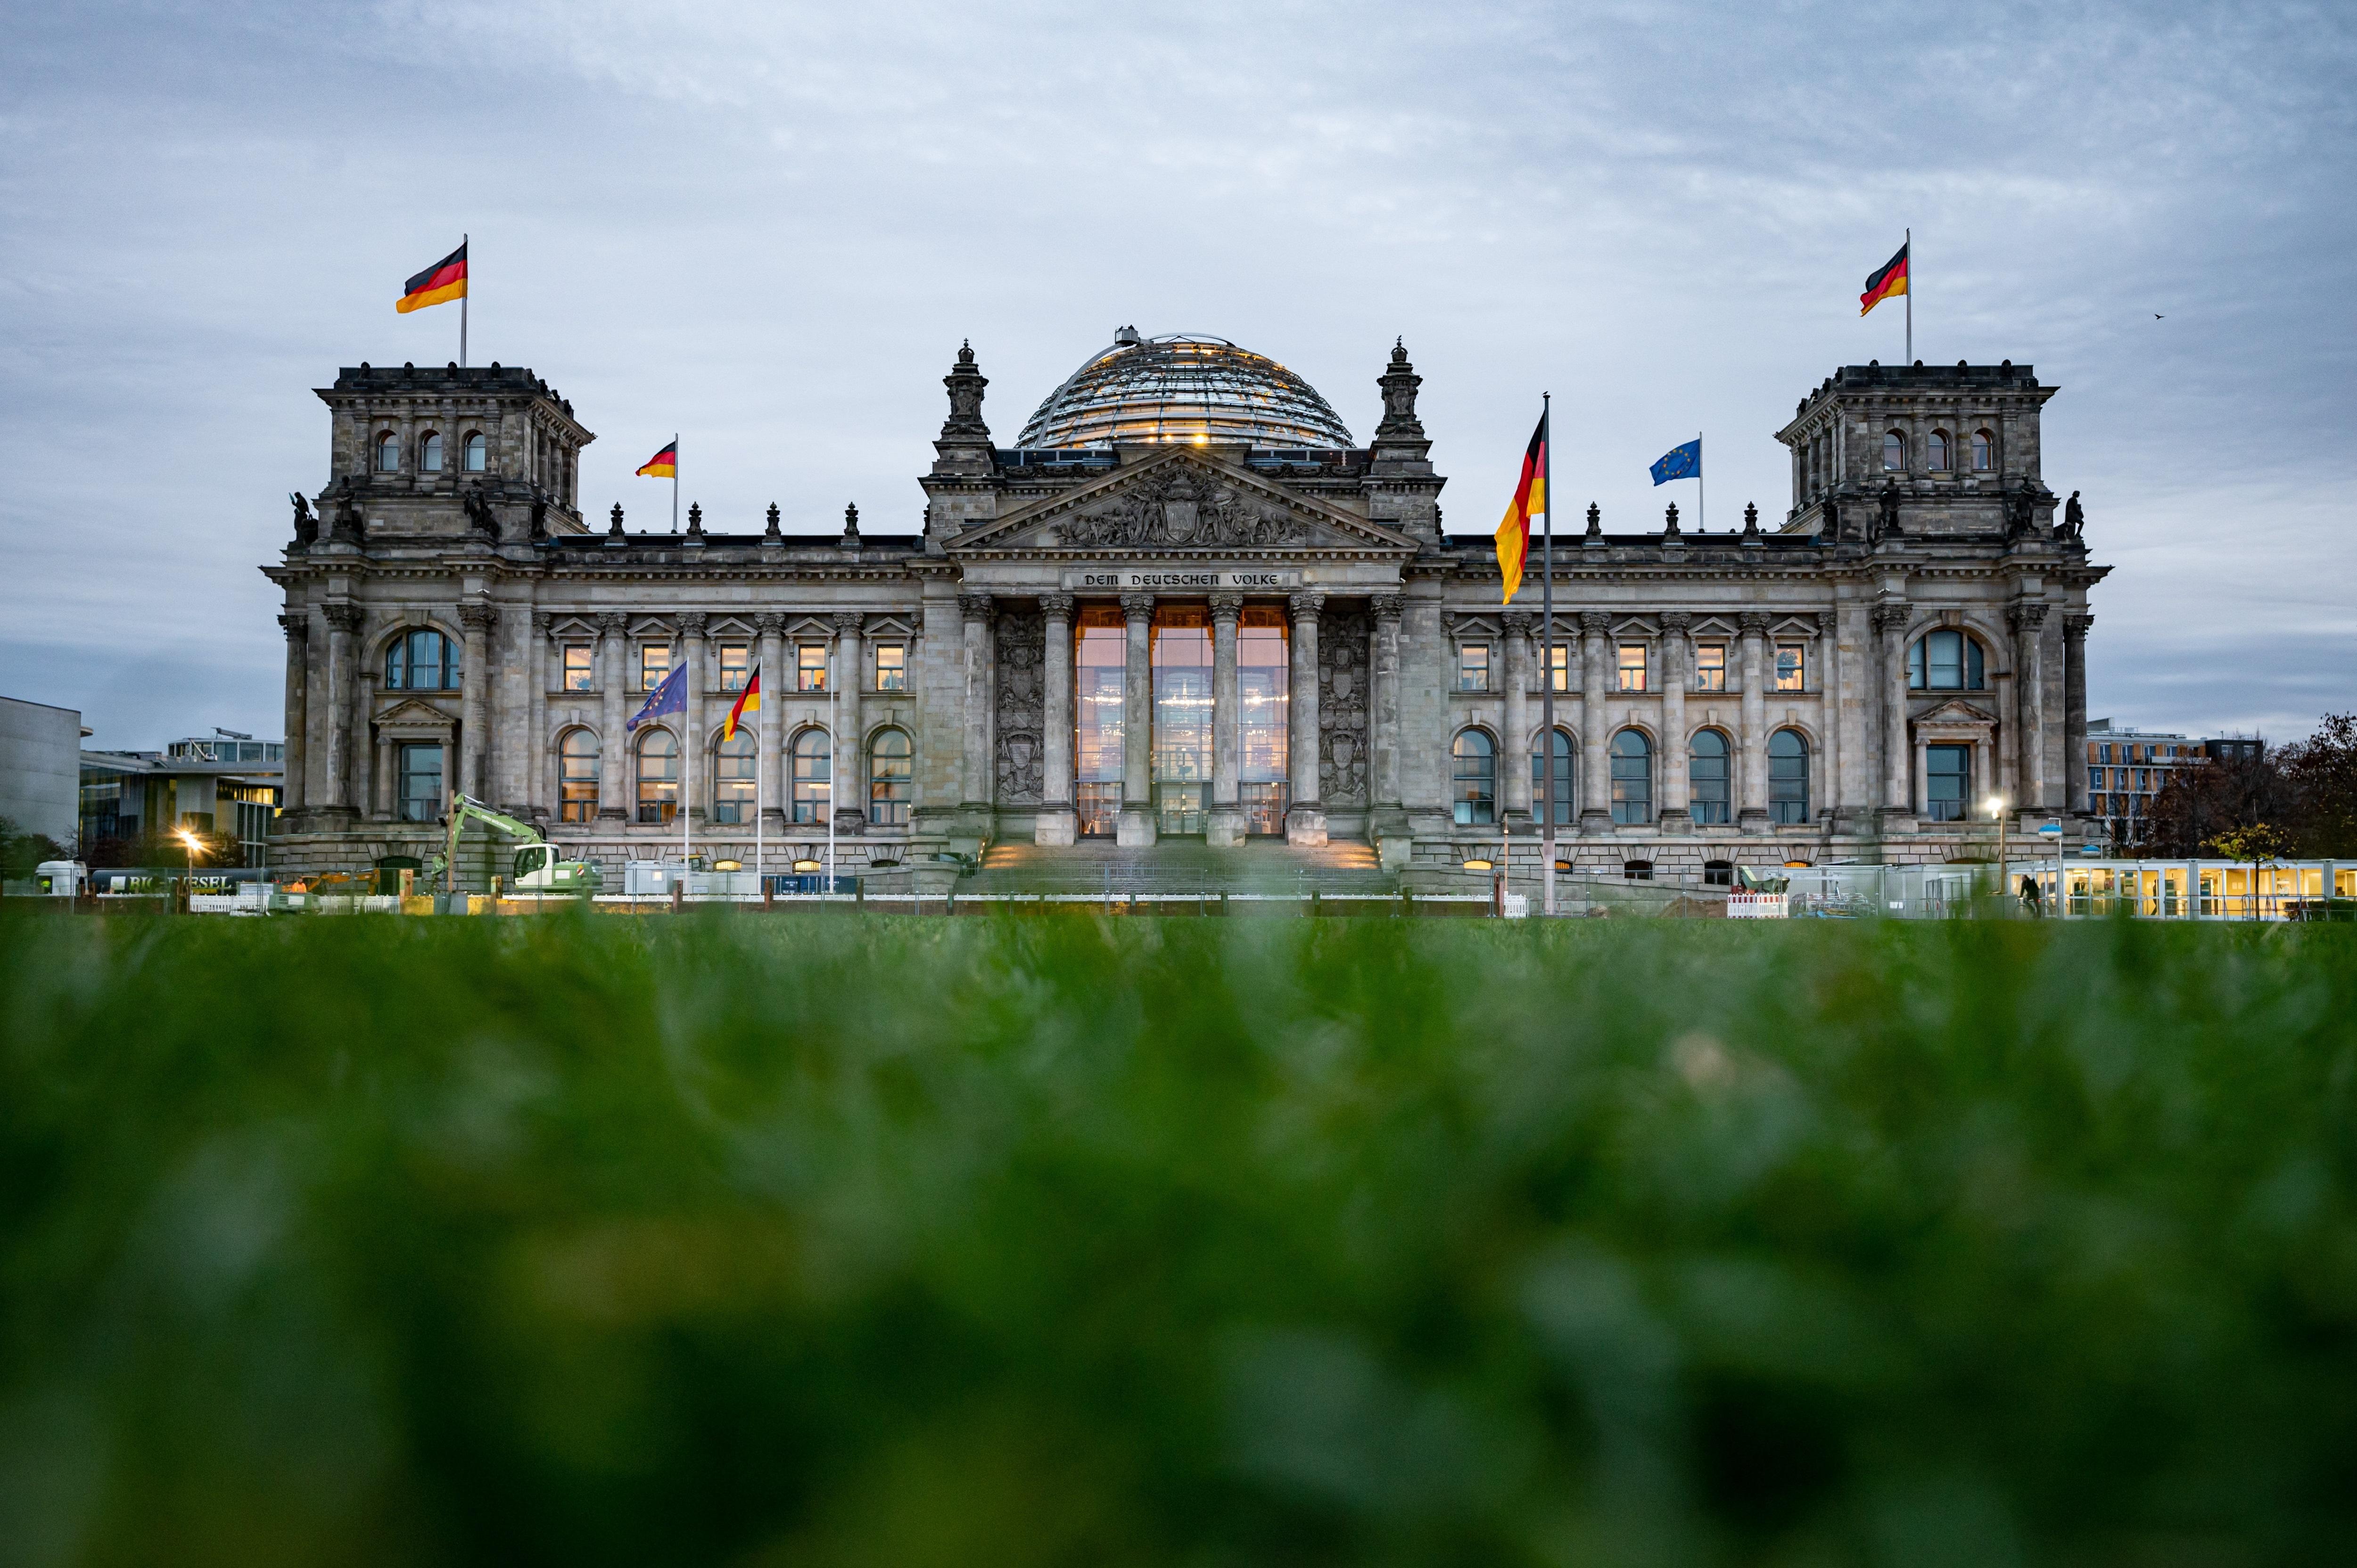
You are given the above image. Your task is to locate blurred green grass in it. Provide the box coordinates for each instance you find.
[2,911,2355,1567]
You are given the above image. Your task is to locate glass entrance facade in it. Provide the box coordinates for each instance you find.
[1237,607,1288,834]
[1152,605,1212,834]
[1074,606,1125,835]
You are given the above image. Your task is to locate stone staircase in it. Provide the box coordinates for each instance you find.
[966,838,1399,898]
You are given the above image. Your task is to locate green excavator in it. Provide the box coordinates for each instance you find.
[423,792,604,897]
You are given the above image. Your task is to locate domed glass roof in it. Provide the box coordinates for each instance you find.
[1014,329,1354,450]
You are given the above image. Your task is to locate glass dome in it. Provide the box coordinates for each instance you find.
[1014,329,1354,450]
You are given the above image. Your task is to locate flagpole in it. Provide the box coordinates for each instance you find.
[1697,430,1705,534]
[1540,393,1557,919]
[1905,227,1912,363]
[754,671,764,892]
[459,233,468,368]
[672,435,680,534]
[826,631,839,903]
[681,638,692,879]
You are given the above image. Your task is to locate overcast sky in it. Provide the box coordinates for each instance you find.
[3,0,2350,751]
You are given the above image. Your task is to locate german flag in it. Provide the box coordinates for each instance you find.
[1860,240,1909,316]
[636,439,678,478]
[723,666,761,742]
[1493,411,1546,605]
[396,241,468,313]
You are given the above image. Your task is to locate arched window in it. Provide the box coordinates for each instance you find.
[1908,629,1986,691]
[1529,729,1573,826]
[419,431,443,473]
[791,729,831,824]
[559,730,599,824]
[1928,430,1950,471]
[1689,729,1731,825]
[385,629,459,690]
[1610,730,1652,824]
[869,728,913,827]
[713,730,756,825]
[1972,429,1994,472]
[1769,730,1810,824]
[1451,730,1494,826]
[635,729,677,824]
[462,432,487,473]
[375,431,399,472]
[1882,431,1905,472]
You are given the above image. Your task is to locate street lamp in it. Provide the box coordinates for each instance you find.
[1985,795,2010,914]
[174,826,205,913]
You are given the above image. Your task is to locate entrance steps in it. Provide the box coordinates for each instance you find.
[971,838,1396,897]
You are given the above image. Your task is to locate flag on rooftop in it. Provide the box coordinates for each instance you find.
[1650,437,1700,484]
[396,241,468,314]
[1860,240,1909,316]
[636,440,678,479]
[1492,412,1547,605]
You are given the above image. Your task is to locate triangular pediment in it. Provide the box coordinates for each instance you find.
[1917,697,1995,726]
[375,697,458,731]
[950,449,1417,556]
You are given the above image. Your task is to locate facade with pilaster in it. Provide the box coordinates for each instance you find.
[264,337,2107,887]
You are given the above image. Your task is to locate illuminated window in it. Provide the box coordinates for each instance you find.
[1237,608,1289,834]
[1689,730,1730,825]
[562,643,593,691]
[1928,430,1950,471]
[639,643,670,691]
[791,729,830,824]
[1074,607,1125,836]
[1616,643,1647,692]
[797,642,828,691]
[1972,429,1994,472]
[1693,642,1727,691]
[1452,730,1494,825]
[1457,643,1491,692]
[1530,729,1573,825]
[1775,643,1805,691]
[1769,730,1810,823]
[869,728,912,827]
[419,431,443,473]
[874,643,906,691]
[558,730,598,824]
[462,432,486,472]
[635,729,677,824]
[1908,630,1984,690]
[717,641,750,692]
[713,730,756,824]
[1883,431,1905,471]
[1546,643,1570,691]
[1610,731,1651,824]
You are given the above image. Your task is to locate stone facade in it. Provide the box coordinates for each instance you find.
[264,345,2108,887]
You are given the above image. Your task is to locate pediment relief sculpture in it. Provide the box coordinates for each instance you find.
[964,454,1408,555]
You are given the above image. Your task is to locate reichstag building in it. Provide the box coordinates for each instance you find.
[266,326,2108,884]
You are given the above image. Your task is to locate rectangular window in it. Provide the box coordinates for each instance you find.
[2098,743,2113,764]
[1457,643,1491,692]
[874,643,906,691]
[797,643,828,691]
[1616,643,1648,692]
[1774,643,1805,691]
[1925,743,1970,822]
[1074,607,1125,836]
[717,642,750,692]
[2135,769,2150,792]
[1547,643,1570,692]
[1693,643,1727,691]
[639,644,670,691]
[397,743,444,823]
[2087,767,2103,792]
[562,644,593,691]
[1237,609,1289,834]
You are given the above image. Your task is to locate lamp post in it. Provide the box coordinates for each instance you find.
[1986,795,2010,915]
[174,826,205,914]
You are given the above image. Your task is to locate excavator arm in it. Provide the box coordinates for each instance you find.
[434,793,546,893]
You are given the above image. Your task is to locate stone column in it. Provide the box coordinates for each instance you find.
[2064,613,2093,816]
[1037,594,1077,846]
[527,612,552,818]
[1118,592,1157,846]
[2009,601,2049,813]
[959,593,993,818]
[1286,591,1327,846]
[756,613,786,833]
[278,613,308,816]
[1874,605,1913,815]
[323,604,361,813]
[1579,611,1611,832]
[831,613,865,835]
[372,725,392,821]
[1370,594,1404,822]
[1658,611,1690,828]
[597,612,627,822]
[678,611,708,828]
[1207,592,1244,847]
[459,602,494,803]
[1500,611,1531,822]
[1737,612,1769,829]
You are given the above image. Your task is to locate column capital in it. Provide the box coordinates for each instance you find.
[2008,600,2050,631]
[1500,610,1533,636]
[1369,592,1404,623]
[1121,592,1157,622]
[598,611,629,637]
[1580,610,1611,636]
[832,611,865,636]
[959,592,995,623]
[278,611,308,640]
[2063,611,2093,641]
[459,602,497,634]
[1659,610,1691,635]
[531,610,554,637]
[1038,592,1076,620]
[1206,592,1244,622]
[324,603,363,633]
[755,611,786,635]
[677,610,709,639]
[1871,603,1910,636]
[1287,590,1326,624]
[1738,611,1771,636]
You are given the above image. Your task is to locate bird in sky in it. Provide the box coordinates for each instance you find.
[2155,313,2166,319]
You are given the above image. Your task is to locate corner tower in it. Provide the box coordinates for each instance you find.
[1776,361,2056,540]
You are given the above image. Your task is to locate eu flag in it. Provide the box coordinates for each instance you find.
[626,664,686,731]
[1650,438,1701,484]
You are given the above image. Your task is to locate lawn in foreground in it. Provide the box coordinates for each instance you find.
[3,913,2354,1566]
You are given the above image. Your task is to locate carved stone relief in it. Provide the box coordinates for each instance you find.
[1319,602,1372,807]
[1053,464,1313,550]
[993,604,1045,805]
